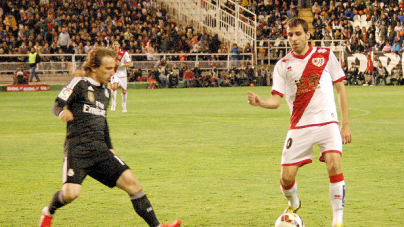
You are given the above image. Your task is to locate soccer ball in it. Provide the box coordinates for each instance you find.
[275,213,305,227]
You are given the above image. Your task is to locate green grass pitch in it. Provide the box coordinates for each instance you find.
[0,86,403,226]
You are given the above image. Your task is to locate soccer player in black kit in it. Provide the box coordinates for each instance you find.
[39,48,181,227]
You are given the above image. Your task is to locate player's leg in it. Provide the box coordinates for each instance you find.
[120,77,128,112]
[45,183,82,214]
[324,152,345,227]
[318,124,345,226]
[116,170,181,227]
[280,128,314,213]
[116,170,160,227]
[110,79,118,111]
[280,165,301,213]
[121,89,127,112]
[40,166,83,227]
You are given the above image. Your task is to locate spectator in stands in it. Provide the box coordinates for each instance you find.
[392,41,401,53]
[375,62,388,85]
[130,69,143,82]
[312,2,322,14]
[390,65,402,85]
[375,37,386,51]
[323,30,333,46]
[345,7,355,21]
[167,70,179,88]
[382,42,392,52]
[157,60,168,88]
[58,27,70,53]
[183,68,194,88]
[313,27,324,47]
[230,43,241,61]
[367,33,376,47]
[245,63,255,85]
[347,62,359,85]
[379,21,388,40]
[244,42,252,60]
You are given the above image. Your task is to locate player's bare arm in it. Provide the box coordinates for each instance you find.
[247,91,282,109]
[334,81,352,144]
[115,60,132,68]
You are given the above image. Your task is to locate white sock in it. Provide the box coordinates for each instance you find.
[112,90,117,106]
[330,180,345,224]
[122,92,127,106]
[281,181,299,208]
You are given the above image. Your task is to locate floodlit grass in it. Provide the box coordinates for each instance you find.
[0,86,403,226]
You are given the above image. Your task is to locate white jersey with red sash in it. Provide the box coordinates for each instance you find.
[113,49,131,78]
[272,46,346,129]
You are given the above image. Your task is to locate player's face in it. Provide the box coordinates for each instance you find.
[113,42,120,51]
[287,25,310,56]
[94,56,116,83]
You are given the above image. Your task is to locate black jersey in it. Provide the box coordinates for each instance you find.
[55,77,113,162]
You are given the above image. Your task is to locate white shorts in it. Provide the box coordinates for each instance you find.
[281,123,342,166]
[110,75,128,90]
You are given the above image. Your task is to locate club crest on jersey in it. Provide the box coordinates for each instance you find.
[88,91,95,102]
[317,48,327,53]
[312,57,325,67]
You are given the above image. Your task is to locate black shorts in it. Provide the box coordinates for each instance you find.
[63,151,130,188]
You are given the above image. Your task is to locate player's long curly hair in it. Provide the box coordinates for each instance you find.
[82,48,116,73]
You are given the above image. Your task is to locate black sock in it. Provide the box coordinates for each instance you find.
[130,190,160,227]
[48,190,67,215]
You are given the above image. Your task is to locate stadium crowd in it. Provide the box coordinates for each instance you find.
[1,0,403,86]
[0,0,236,59]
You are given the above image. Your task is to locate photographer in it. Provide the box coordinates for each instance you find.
[13,66,29,85]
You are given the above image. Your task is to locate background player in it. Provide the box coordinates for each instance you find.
[111,40,132,112]
[247,18,351,227]
[39,48,181,227]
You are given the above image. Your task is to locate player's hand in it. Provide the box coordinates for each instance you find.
[247,91,262,107]
[58,110,73,122]
[340,124,352,144]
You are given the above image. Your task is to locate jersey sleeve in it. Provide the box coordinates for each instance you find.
[328,51,346,83]
[271,60,286,97]
[123,52,131,63]
[55,77,83,108]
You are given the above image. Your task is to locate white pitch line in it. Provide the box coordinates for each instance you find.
[349,108,371,117]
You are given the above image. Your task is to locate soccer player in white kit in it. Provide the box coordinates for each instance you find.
[248,18,351,227]
[111,41,132,112]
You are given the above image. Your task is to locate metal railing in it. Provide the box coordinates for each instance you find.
[0,53,254,74]
[157,0,256,50]
[256,39,346,65]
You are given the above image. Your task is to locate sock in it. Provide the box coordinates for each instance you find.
[329,173,345,224]
[48,190,67,215]
[280,180,300,208]
[130,190,160,227]
[112,90,117,106]
[122,92,127,107]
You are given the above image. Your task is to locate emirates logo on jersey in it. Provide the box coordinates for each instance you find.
[312,57,325,67]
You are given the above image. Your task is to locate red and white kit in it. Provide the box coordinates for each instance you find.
[111,49,131,90]
[272,46,346,166]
